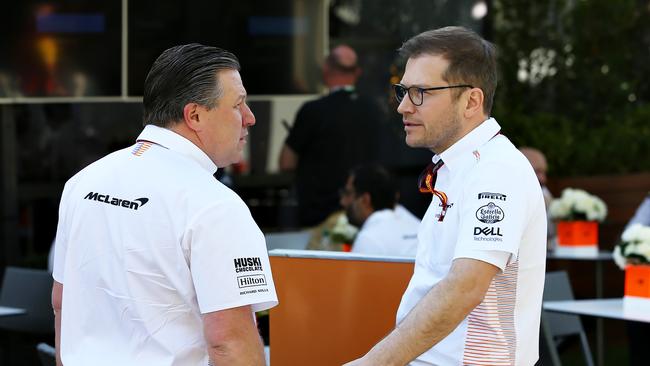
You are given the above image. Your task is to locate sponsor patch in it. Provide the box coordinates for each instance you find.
[474,226,503,236]
[475,202,504,224]
[233,257,263,273]
[84,192,149,211]
[477,192,507,201]
[473,226,504,242]
[237,274,267,289]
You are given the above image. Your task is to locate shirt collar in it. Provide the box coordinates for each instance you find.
[329,85,355,93]
[433,117,501,170]
[136,124,218,174]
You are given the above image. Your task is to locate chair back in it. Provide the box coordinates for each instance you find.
[0,267,54,334]
[543,271,584,337]
[264,231,311,251]
[542,270,595,366]
[36,343,56,366]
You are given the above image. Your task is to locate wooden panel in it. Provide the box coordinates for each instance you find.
[269,256,414,366]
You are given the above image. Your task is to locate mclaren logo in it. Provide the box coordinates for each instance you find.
[84,192,149,211]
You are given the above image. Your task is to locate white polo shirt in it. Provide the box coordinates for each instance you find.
[352,205,420,257]
[53,125,278,366]
[396,118,546,366]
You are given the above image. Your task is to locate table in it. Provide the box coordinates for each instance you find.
[544,298,650,366]
[546,250,613,366]
[0,306,26,317]
[544,298,650,323]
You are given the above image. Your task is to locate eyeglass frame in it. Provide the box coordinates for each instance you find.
[393,83,473,106]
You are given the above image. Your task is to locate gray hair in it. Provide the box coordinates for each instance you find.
[142,43,240,127]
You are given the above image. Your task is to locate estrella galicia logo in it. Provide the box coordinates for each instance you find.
[234,257,263,273]
[84,192,149,211]
[475,202,504,224]
[237,274,267,289]
[478,192,507,201]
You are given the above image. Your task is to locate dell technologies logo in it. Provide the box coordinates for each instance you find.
[84,192,149,211]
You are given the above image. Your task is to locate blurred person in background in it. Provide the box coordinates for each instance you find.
[520,146,556,250]
[279,44,384,229]
[340,164,420,257]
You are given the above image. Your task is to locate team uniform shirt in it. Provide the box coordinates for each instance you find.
[352,205,420,257]
[396,118,547,366]
[53,125,278,366]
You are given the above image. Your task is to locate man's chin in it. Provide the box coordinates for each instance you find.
[405,136,424,148]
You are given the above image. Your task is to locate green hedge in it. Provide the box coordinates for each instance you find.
[497,105,650,176]
[492,0,650,176]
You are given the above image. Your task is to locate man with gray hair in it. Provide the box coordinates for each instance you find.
[345,26,546,366]
[52,44,277,366]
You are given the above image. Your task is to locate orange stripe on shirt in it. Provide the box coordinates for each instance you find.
[463,260,519,366]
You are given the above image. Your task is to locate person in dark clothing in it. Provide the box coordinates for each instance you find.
[279,45,384,227]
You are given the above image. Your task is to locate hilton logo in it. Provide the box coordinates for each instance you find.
[237,274,267,289]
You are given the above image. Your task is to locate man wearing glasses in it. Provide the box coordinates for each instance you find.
[345,27,546,366]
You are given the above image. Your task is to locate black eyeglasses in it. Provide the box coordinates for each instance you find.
[393,83,473,106]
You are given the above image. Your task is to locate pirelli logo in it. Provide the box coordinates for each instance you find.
[478,192,507,201]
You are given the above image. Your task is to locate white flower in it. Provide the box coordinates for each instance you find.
[613,245,627,270]
[616,224,650,268]
[550,188,607,222]
[331,215,358,242]
[549,199,570,219]
[635,242,650,262]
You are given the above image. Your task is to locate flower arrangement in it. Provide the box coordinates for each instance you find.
[548,188,608,222]
[329,214,358,245]
[613,224,650,270]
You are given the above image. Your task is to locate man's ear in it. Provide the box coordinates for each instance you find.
[463,88,485,119]
[183,102,202,132]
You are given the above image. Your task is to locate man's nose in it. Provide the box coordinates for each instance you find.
[243,103,256,126]
[397,96,415,115]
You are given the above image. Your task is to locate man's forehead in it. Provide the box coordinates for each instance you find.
[217,69,246,95]
[401,55,449,85]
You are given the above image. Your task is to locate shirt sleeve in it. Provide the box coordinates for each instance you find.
[186,198,278,314]
[454,161,532,271]
[52,181,74,283]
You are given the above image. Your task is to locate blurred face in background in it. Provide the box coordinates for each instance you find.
[340,175,365,227]
[521,148,548,186]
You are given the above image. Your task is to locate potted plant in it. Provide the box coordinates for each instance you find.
[328,215,358,252]
[614,224,650,313]
[549,188,607,256]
